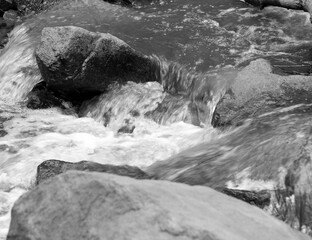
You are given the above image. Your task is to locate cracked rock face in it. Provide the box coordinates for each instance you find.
[7,171,309,240]
[35,26,158,101]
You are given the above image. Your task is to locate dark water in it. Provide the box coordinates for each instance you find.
[21,0,312,71]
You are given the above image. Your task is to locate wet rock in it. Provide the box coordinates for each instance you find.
[79,81,164,131]
[3,9,17,27]
[0,129,7,137]
[213,59,312,127]
[36,159,151,185]
[36,26,158,101]
[8,171,309,240]
[219,188,271,209]
[117,119,135,134]
[26,82,64,109]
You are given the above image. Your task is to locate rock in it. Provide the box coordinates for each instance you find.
[212,59,312,127]
[36,26,158,101]
[78,81,165,130]
[26,82,64,109]
[3,9,17,27]
[8,171,309,240]
[219,188,271,209]
[36,159,151,185]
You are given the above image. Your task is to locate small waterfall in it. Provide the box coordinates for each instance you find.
[0,24,42,104]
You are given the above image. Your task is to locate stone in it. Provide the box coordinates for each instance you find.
[36,26,159,101]
[3,9,17,27]
[212,59,312,127]
[219,188,271,209]
[7,171,309,240]
[36,159,151,185]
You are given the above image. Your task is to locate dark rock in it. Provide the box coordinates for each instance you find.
[219,188,271,209]
[8,171,309,240]
[0,129,7,137]
[26,82,64,109]
[213,59,312,127]
[36,159,152,185]
[36,26,159,101]
[117,119,135,134]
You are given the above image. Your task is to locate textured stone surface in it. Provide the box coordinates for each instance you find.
[36,159,152,185]
[36,26,158,101]
[213,59,312,127]
[8,171,310,240]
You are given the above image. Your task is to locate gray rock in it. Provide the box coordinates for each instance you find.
[36,159,152,185]
[7,171,309,240]
[36,26,158,101]
[212,59,312,127]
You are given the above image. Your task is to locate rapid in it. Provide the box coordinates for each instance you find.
[1,0,312,238]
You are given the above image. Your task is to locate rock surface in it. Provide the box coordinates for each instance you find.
[8,171,309,240]
[212,59,312,127]
[36,159,151,185]
[36,26,158,101]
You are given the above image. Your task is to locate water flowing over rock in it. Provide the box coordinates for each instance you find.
[7,171,310,240]
[78,81,165,130]
[147,103,312,192]
[35,26,159,101]
[212,59,312,127]
[36,159,152,185]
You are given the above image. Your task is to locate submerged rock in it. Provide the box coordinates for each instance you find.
[213,59,312,127]
[78,81,164,130]
[8,171,309,240]
[146,103,312,227]
[36,26,158,101]
[36,159,151,185]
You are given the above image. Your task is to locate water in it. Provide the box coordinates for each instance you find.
[1,0,312,238]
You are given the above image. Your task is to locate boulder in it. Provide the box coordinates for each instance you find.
[7,171,309,240]
[36,159,152,185]
[35,26,158,101]
[212,59,312,127]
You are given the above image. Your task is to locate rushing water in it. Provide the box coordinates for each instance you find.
[1,0,312,238]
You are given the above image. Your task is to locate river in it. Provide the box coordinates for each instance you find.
[1,0,312,238]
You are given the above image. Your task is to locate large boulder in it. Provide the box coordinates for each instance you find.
[36,159,152,185]
[212,59,312,127]
[35,26,158,101]
[7,171,309,240]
